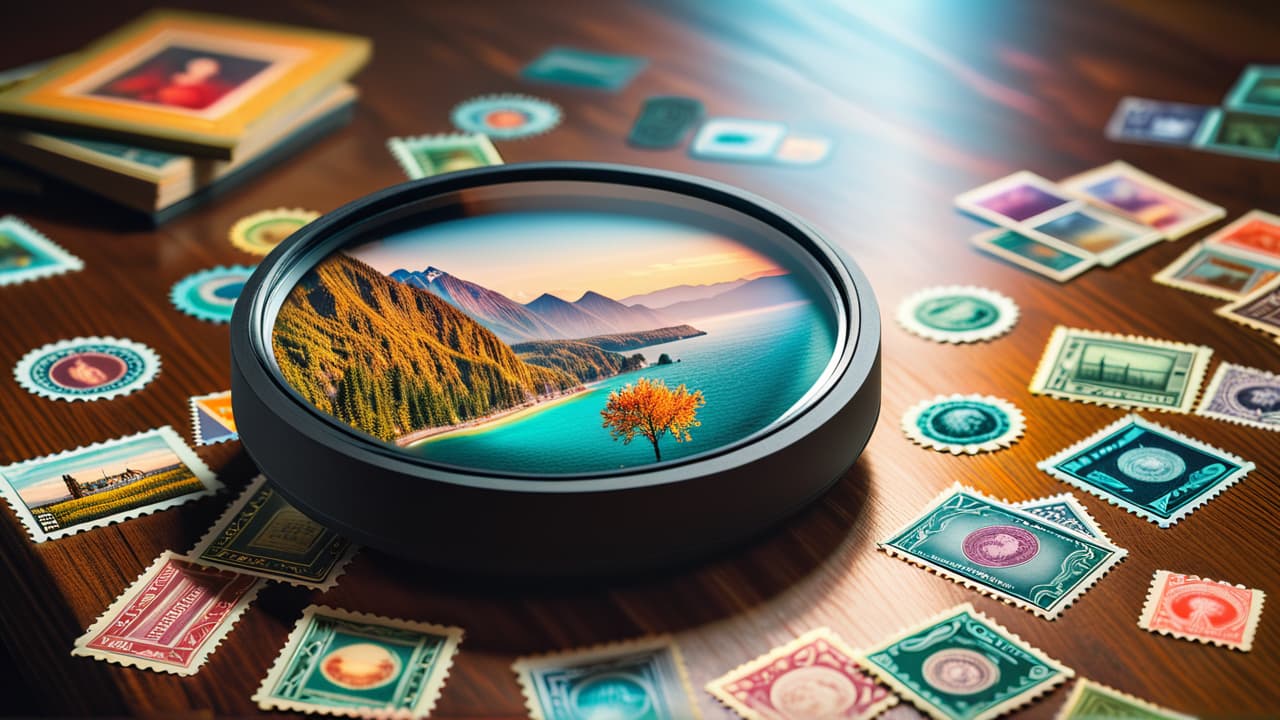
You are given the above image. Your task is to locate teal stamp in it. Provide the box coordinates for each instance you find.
[14,336,159,402]
[879,485,1126,618]
[902,394,1025,455]
[522,47,647,91]
[970,228,1096,283]
[1038,414,1254,527]
[1225,65,1280,114]
[0,215,83,287]
[1029,326,1213,413]
[451,94,561,140]
[254,605,462,719]
[1194,108,1280,160]
[856,603,1073,720]
[1016,493,1109,542]
[514,636,700,720]
[897,286,1019,344]
[169,265,253,323]
[387,133,502,180]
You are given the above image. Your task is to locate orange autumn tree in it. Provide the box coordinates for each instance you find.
[600,377,706,462]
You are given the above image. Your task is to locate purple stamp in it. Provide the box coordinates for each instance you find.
[1196,362,1280,433]
[962,525,1039,567]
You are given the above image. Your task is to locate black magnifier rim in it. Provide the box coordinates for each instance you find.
[232,162,877,492]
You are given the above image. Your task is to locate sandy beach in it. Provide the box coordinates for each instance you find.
[395,383,599,447]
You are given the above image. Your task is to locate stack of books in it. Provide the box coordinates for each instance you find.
[0,10,370,224]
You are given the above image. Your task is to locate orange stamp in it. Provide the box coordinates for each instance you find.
[1138,570,1265,652]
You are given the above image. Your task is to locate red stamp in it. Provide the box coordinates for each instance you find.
[1207,210,1280,260]
[72,551,261,674]
[705,628,896,720]
[1139,570,1265,652]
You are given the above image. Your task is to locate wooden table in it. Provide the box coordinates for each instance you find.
[2,1,1278,717]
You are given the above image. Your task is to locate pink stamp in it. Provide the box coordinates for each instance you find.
[705,628,897,720]
[1139,570,1265,652]
[72,551,261,674]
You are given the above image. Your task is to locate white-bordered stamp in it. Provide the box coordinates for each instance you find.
[253,605,463,718]
[1015,492,1111,543]
[954,170,1081,227]
[1059,160,1225,240]
[970,227,1097,282]
[855,603,1073,720]
[71,550,260,675]
[1037,414,1254,528]
[896,286,1019,344]
[1216,273,1280,339]
[1053,678,1194,719]
[1029,326,1213,413]
[0,214,83,286]
[705,627,897,720]
[1195,361,1280,432]
[1153,242,1280,301]
[1138,570,1265,652]
[0,426,221,542]
[186,474,357,590]
[901,394,1025,455]
[1202,209,1280,263]
[14,336,160,402]
[386,132,502,179]
[189,389,238,445]
[1021,203,1164,267]
[514,635,702,720]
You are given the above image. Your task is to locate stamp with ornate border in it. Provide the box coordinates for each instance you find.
[705,627,897,720]
[0,426,221,543]
[1015,493,1110,543]
[450,94,561,140]
[0,214,83,286]
[1153,241,1280,301]
[901,394,1025,455]
[253,605,463,718]
[230,208,321,256]
[854,603,1073,720]
[896,286,1019,344]
[386,133,503,180]
[1138,570,1265,652]
[1053,679,1194,720]
[1058,161,1225,240]
[70,550,260,675]
[1029,326,1213,413]
[954,170,1081,227]
[1037,414,1254,528]
[14,336,160,402]
[169,265,254,323]
[879,484,1126,620]
[514,636,701,720]
[1216,273,1280,339]
[970,227,1097,283]
[189,390,237,446]
[186,475,357,590]
[1195,361,1280,432]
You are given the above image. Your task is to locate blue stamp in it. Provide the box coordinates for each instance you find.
[689,117,787,161]
[1196,361,1280,433]
[1224,65,1280,114]
[14,336,160,402]
[1105,97,1211,146]
[514,637,700,720]
[189,390,238,446]
[902,394,1025,455]
[0,215,83,287]
[1038,414,1255,527]
[1016,493,1109,541]
[451,94,561,140]
[170,265,253,323]
[522,47,647,91]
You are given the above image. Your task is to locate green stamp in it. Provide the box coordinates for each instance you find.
[879,485,1126,619]
[902,394,1025,455]
[187,475,357,590]
[1029,326,1212,413]
[897,286,1019,343]
[855,603,1073,720]
[1056,679,1194,719]
[1015,493,1109,542]
[387,132,503,180]
[254,605,462,719]
[1194,107,1280,160]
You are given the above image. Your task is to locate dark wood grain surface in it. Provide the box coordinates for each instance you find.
[2,1,1279,717]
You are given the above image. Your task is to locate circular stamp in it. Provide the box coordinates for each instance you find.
[896,285,1019,343]
[963,525,1040,567]
[450,94,562,140]
[169,265,254,323]
[1116,446,1186,483]
[319,642,400,690]
[921,648,1000,695]
[230,208,320,256]
[902,394,1025,454]
[14,337,160,402]
[769,665,858,716]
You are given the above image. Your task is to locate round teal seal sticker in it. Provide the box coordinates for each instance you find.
[451,94,562,139]
[14,337,160,402]
[897,286,1019,343]
[170,265,253,323]
[902,394,1025,454]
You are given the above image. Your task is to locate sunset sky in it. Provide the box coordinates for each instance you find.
[349,211,783,302]
[6,434,183,506]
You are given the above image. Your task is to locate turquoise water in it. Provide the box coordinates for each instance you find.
[410,302,837,475]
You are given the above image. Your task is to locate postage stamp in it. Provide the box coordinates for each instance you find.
[901,394,1025,455]
[386,133,502,180]
[896,286,1019,344]
[169,265,253,323]
[1195,362,1280,432]
[254,605,463,718]
[522,46,647,91]
[1194,108,1280,160]
[451,94,561,140]
[970,228,1096,282]
[1104,97,1212,146]
[690,118,788,162]
[0,214,83,286]
[189,390,238,445]
[628,96,704,149]
[1015,493,1109,543]
[514,636,701,720]
[1203,209,1280,262]
[0,426,221,542]
[1029,326,1213,413]
[1037,414,1254,527]
[1216,273,1280,338]
[1153,242,1280,301]
[187,474,357,590]
[1023,204,1164,267]
[1053,679,1194,720]
[230,208,320,256]
[1225,65,1280,113]
[879,484,1126,619]
[772,133,834,166]
[855,603,1073,720]
[954,170,1079,227]
[71,551,260,675]
[1059,161,1224,240]
[705,627,896,720]
[14,336,160,402]
[1139,571,1265,652]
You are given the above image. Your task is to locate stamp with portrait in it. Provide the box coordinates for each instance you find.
[1138,571,1265,652]
[1195,361,1280,432]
